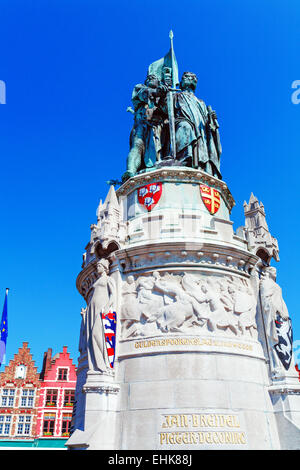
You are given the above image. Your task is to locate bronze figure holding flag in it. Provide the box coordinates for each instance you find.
[123,32,222,181]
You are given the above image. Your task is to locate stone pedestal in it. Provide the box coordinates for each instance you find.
[67,167,300,450]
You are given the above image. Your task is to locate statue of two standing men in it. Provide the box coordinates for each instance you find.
[123,69,222,182]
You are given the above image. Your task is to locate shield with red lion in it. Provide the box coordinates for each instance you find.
[200,184,221,215]
[137,182,162,212]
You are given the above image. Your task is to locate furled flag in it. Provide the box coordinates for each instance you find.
[0,289,9,367]
[147,30,179,88]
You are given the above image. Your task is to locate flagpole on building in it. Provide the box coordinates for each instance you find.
[0,288,9,368]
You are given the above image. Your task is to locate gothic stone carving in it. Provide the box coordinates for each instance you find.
[244,193,279,264]
[83,259,117,374]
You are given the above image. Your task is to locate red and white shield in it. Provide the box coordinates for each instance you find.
[101,311,117,369]
[137,182,162,212]
[200,184,221,215]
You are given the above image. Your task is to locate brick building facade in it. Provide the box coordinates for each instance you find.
[0,342,40,440]
[36,346,76,438]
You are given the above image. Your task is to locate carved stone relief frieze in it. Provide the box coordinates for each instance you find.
[120,271,258,341]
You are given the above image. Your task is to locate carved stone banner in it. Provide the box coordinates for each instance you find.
[102,311,117,369]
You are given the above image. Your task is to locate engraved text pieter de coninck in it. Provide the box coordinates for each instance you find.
[159,413,247,446]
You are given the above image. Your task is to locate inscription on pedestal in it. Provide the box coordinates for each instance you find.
[135,336,254,351]
[158,410,247,449]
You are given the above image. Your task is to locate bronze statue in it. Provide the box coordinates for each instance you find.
[122,33,222,181]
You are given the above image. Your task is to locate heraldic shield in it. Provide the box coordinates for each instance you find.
[200,184,221,215]
[101,311,117,369]
[137,182,162,212]
[274,314,293,370]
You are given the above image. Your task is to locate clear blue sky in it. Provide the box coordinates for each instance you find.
[0,0,299,371]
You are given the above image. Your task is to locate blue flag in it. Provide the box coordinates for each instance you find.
[0,289,8,367]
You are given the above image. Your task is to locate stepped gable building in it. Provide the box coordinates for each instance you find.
[0,343,77,449]
[0,342,40,440]
[36,346,76,439]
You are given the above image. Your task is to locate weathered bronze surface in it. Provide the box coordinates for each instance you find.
[123,32,222,182]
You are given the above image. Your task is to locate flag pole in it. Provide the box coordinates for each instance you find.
[167,30,177,160]
[0,288,9,368]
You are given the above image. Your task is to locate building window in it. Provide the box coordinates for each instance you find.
[61,413,72,436]
[15,365,26,379]
[57,368,68,381]
[63,390,75,407]
[1,389,15,407]
[0,415,12,435]
[43,413,56,436]
[45,389,58,407]
[17,415,31,435]
[20,389,35,408]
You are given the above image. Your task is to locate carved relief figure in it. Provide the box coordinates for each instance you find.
[136,273,165,325]
[195,281,238,335]
[86,259,116,373]
[152,272,196,332]
[120,272,258,339]
[219,280,258,338]
[181,275,239,334]
[120,276,141,339]
[235,285,258,338]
